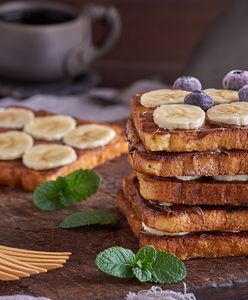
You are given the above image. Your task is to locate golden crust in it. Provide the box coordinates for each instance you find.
[123,174,248,233]
[117,188,248,260]
[132,94,248,152]
[127,118,248,176]
[137,173,248,206]
[0,107,127,191]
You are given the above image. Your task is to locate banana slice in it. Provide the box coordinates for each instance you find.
[23,144,77,170]
[0,131,33,160]
[63,124,116,150]
[175,176,201,181]
[153,104,205,130]
[213,175,248,182]
[24,115,76,141]
[140,89,189,108]
[0,108,35,129]
[207,102,248,126]
[204,88,239,105]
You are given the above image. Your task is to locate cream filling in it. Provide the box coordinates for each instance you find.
[142,223,189,236]
[212,175,248,182]
[157,202,174,207]
[142,223,242,236]
[175,176,201,181]
[175,175,248,182]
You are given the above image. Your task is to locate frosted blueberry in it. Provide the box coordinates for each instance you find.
[223,70,248,90]
[173,76,202,92]
[184,90,213,111]
[238,85,248,102]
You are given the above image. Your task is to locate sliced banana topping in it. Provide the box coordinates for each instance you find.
[207,102,248,126]
[142,223,189,236]
[63,124,116,150]
[24,115,76,141]
[204,88,239,105]
[153,104,205,130]
[0,107,35,129]
[140,89,189,108]
[23,144,77,170]
[176,176,201,181]
[213,175,248,182]
[0,131,33,160]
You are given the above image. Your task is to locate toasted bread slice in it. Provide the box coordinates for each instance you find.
[123,174,248,233]
[127,118,248,177]
[117,188,248,260]
[132,94,248,152]
[0,107,127,191]
[137,173,248,206]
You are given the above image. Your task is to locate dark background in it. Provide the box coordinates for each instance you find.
[2,0,246,88]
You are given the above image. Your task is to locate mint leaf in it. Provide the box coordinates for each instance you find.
[150,251,186,284]
[95,247,135,278]
[95,245,186,284]
[132,267,152,282]
[65,170,100,201]
[59,209,117,229]
[33,169,100,211]
[33,179,66,211]
[134,246,157,270]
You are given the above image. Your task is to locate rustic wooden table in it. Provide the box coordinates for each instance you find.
[0,155,248,299]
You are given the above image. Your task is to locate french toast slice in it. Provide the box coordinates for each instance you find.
[127,118,248,177]
[123,174,248,233]
[132,94,248,152]
[117,188,248,260]
[0,108,127,191]
[137,173,248,206]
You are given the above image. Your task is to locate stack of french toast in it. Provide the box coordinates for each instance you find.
[118,71,248,260]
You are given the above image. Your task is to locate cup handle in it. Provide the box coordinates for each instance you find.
[64,5,121,78]
[83,4,121,59]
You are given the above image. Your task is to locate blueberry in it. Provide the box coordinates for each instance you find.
[184,90,213,111]
[173,76,202,92]
[223,70,248,90]
[238,85,248,102]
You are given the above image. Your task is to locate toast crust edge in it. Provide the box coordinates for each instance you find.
[117,188,248,260]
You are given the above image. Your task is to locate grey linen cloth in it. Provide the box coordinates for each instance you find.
[0,80,166,122]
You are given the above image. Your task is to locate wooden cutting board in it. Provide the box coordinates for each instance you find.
[0,155,248,300]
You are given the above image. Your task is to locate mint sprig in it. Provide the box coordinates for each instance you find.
[96,247,135,278]
[95,245,186,284]
[59,209,117,229]
[33,170,100,211]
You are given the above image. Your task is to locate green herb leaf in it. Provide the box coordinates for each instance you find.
[64,170,100,201]
[33,169,100,211]
[134,245,157,270]
[132,267,152,282]
[33,179,66,211]
[95,245,186,284]
[59,209,117,229]
[150,251,187,284]
[95,247,135,278]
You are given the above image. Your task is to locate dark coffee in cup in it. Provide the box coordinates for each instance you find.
[0,9,76,25]
[0,1,121,81]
